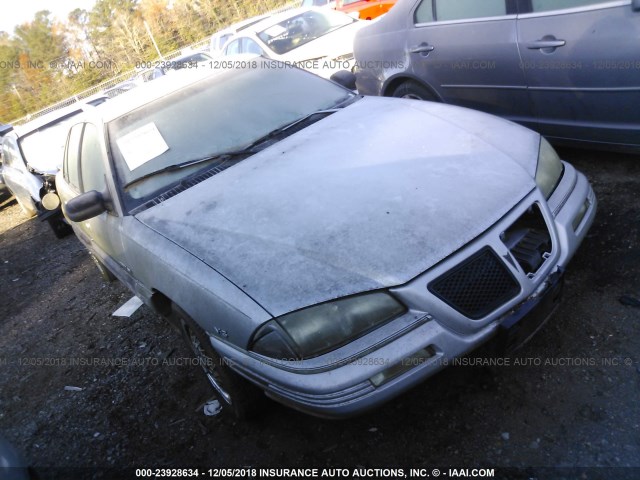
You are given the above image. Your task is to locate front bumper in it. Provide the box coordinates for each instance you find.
[212,164,596,418]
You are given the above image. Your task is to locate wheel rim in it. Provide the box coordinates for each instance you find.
[186,327,233,406]
[401,93,424,100]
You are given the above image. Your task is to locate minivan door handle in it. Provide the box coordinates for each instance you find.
[409,43,435,55]
[525,36,566,52]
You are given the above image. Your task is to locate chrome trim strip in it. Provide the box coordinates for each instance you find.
[518,1,630,19]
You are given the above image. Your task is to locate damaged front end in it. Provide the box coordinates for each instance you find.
[37,173,73,239]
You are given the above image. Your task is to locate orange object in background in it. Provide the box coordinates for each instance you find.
[335,0,396,20]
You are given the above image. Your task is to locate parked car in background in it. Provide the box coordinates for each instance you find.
[149,52,213,80]
[299,0,395,19]
[0,123,12,195]
[301,0,336,7]
[336,0,396,20]
[0,123,11,139]
[220,8,368,77]
[104,79,140,98]
[354,0,640,150]
[1,99,106,237]
[210,15,272,56]
[57,61,595,419]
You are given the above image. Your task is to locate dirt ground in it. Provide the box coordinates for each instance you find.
[0,148,639,479]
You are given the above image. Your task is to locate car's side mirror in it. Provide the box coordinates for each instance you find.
[633,0,640,11]
[65,190,107,222]
[330,70,357,90]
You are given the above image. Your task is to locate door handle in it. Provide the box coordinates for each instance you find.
[526,40,566,49]
[525,37,566,51]
[409,43,435,55]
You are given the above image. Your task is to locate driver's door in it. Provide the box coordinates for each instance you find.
[58,122,130,285]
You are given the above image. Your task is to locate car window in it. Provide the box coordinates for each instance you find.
[64,123,84,190]
[108,64,354,207]
[530,0,606,12]
[258,10,355,55]
[415,0,434,23]
[19,111,83,173]
[86,97,108,107]
[79,123,106,193]
[433,0,507,21]
[225,39,242,55]
[243,38,263,55]
[1,136,23,170]
[2,137,27,172]
[219,33,232,47]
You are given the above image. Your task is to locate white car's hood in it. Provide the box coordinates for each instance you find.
[136,97,539,316]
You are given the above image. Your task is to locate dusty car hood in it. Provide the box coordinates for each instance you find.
[136,97,539,317]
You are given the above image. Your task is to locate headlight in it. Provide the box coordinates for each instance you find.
[535,137,564,199]
[250,292,406,360]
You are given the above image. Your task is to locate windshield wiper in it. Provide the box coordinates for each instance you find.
[240,108,338,150]
[124,109,340,190]
[123,152,247,190]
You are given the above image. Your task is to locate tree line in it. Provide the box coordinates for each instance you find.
[0,0,291,124]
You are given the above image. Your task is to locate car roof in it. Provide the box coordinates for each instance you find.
[15,107,84,137]
[14,97,107,137]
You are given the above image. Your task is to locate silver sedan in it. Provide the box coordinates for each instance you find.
[353,0,640,150]
[56,61,596,418]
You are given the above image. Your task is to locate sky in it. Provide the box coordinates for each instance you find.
[0,0,97,34]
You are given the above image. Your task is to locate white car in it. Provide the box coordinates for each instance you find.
[301,0,336,7]
[1,97,107,237]
[210,15,272,56]
[220,8,367,78]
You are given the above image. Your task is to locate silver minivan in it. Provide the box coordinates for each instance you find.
[354,0,640,150]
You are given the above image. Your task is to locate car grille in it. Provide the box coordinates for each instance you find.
[428,247,520,320]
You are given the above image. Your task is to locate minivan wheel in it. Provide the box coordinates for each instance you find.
[177,310,263,419]
[392,81,436,101]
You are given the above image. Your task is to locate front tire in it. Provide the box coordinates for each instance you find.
[392,81,436,101]
[177,309,264,419]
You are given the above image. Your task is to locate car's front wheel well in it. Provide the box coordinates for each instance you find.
[150,290,173,318]
[152,296,265,419]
